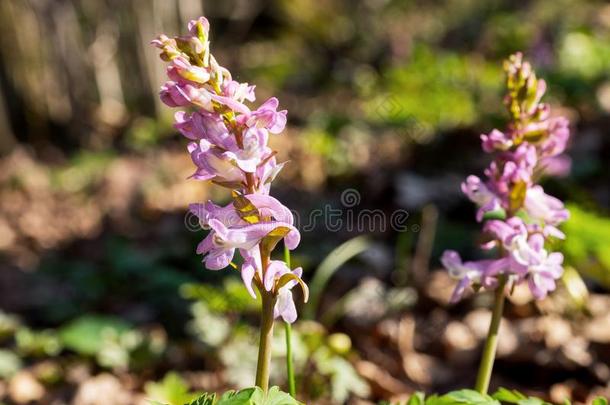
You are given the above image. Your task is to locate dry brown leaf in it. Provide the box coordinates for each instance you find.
[355,360,411,397]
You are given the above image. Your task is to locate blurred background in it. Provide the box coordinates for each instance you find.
[1,0,610,404]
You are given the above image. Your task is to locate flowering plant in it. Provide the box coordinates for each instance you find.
[152,17,307,396]
[441,53,571,393]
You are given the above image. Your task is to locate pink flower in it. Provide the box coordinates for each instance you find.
[168,56,211,84]
[190,196,299,271]
[505,233,564,299]
[524,185,569,226]
[188,17,210,38]
[539,117,570,158]
[187,139,245,183]
[195,220,299,270]
[154,16,306,322]
[160,81,212,109]
[174,111,232,144]
[441,250,506,303]
[222,80,256,104]
[461,176,502,221]
[481,129,513,152]
[539,155,571,178]
[241,251,303,323]
[274,266,303,323]
[446,53,570,303]
[222,127,271,173]
[241,97,288,134]
[256,158,286,194]
[482,217,527,249]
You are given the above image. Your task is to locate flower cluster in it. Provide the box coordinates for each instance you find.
[442,53,570,302]
[153,17,307,323]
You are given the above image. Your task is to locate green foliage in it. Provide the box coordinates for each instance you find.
[51,151,114,193]
[0,311,20,341]
[151,386,302,405]
[562,204,610,288]
[59,315,131,356]
[305,235,371,319]
[145,372,201,405]
[187,302,231,347]
[15,328,62,357]
[0,349,22,378]
[492,388,550,405]
[432,390,500,405]
[125,117,172,151]
[181,278,259,314]
[295,323,369,402]
[558,32,610,80]
[59,315,165,370]
[367,45,501,133]
[406,392,426,405]
[399,389,608,405]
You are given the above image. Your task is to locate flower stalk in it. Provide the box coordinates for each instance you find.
[256,288,277,391]
[474,275,507,394]
[152,17,308,393]
[284,244,296,396]
[441,53,572,392]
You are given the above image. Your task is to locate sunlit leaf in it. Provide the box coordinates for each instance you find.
[428,389,499,405]
[492,387,527,403]
[263,386,303,405]
[407,392,425,405]
[186,393,217,405]
[59,315,131,356]
[145,372,201,405]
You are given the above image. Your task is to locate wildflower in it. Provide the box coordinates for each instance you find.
[442,52,570,300]
[153,16,307,319]
[441,250,506,303]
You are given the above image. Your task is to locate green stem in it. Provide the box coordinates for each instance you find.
[283,244,296,396]
[284,322,296,396]
[475,275,507,394]
[255,288,276,392]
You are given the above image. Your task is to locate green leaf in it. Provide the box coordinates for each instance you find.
[263,386,302,405]
[492,389,553,405]
[217,388,259,405]
[593,398,608,405]
[407,392,426,405]
[517,398,548,405]
[186,393,217,405]
[430,389,499,405]
[423,394,439,405]
[0,349,22,379]
[215,387,301,405]
[59,315,131,356]
[145,372,200,405]
[304,236,371,319]
[493,388,526,403]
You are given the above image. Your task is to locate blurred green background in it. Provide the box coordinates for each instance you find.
[0,0,609,404]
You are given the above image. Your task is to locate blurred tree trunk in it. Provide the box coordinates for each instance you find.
[0,0,205,151]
